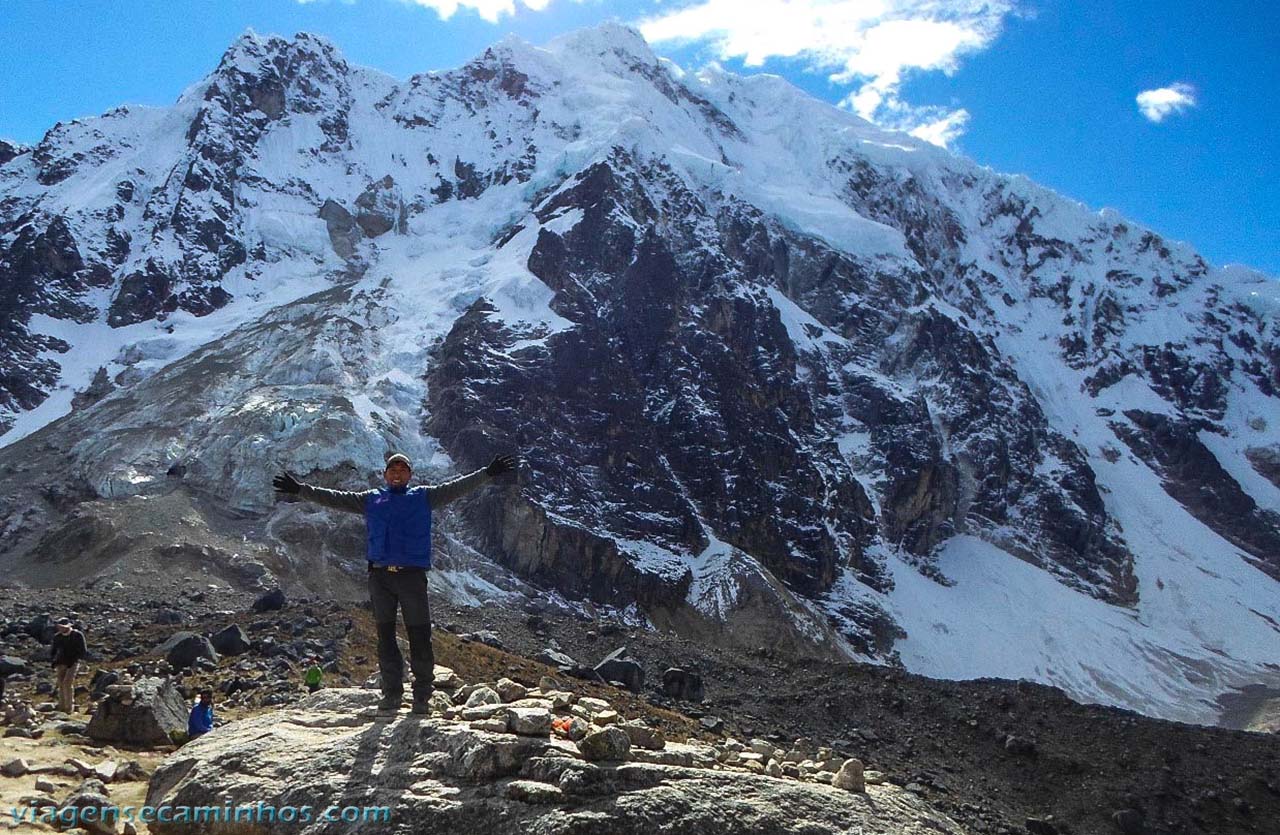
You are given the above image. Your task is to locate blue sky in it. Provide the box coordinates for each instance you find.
[1,0,1276,274]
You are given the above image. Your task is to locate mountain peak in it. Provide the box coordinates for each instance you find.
[216,28,346,76]
[546,21,658,66]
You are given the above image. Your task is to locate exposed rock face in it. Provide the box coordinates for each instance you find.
[319,199,360,260]
[145,689,967,835]
[1113,410,1280,581]
[86,677,188,746]
[353,175,406,238]
[1247,445,1280,490]
[0,140,27,166]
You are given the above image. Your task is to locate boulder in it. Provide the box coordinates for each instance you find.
[26,614,55,643]
[833,758,865,792]
[209,624,252,656]
[0,655,29,677]
[594,647,644,693]
[156,632,218,670]
[461,630,505,649]
[507,707,552,736]
[536,648,577,668]
[86,677,187,747]
[662,667,704,702]
[620,722,666,751]
[251,588,286,613]
[495,678,528,703]
[89,669,120,698]
[353,175,406,238]
[319,199,361,260]
[465,687,501,708]
[1,757,29,777]
[57,778,115,834]
[578,726,632,762]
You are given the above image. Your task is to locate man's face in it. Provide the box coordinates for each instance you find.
[56,624,71,634]
[384,461,411,488]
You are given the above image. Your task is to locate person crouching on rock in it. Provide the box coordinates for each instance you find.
[273,451,517,715]
[188,689,214,739]
[50,617,86,714]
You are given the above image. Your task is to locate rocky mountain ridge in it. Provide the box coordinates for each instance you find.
[0,25,1277,725]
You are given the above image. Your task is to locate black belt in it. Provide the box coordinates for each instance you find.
[367,562,424,573]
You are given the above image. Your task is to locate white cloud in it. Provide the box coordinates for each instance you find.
[399,0,554,24]
[639,0,1019,147]
[1136,83,1197,123]
[908,108,970,147]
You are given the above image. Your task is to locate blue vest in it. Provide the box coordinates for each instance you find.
[364,486,433,568]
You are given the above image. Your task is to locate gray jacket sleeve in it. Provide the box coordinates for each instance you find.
[426,468,492,509]
[297,484,373,515]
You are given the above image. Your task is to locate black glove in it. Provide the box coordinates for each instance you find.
[273,471,302,495]
[486,454,517,477]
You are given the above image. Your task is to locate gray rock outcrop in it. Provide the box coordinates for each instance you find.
[145,688,967,835]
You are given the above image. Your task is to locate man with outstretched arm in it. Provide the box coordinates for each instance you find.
[273,452,516,715]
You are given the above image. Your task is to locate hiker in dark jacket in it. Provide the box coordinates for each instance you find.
[49,618,87,714]
[273,452,516,714]
[188,689,214,739]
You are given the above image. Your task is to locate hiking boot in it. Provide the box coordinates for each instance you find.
[377,693,403,713]
[411,692,432,715]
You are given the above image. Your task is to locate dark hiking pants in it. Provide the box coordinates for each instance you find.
[368,567,434,700]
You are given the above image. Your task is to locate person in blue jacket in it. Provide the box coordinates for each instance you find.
[273,452,515,715]
[188,689,214,739]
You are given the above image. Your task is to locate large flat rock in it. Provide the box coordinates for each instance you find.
[146,688,967,834]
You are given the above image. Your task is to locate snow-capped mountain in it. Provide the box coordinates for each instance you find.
[1,25,1277,725]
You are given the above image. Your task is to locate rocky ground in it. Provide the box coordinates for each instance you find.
[1,583,1277,835]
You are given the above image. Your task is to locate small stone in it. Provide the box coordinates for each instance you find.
[461,704,509,721]
[1004,734,1037,756]
[504,780,566,804]
[495,678,528,703]
[578,726,631,762]
[764,759,783,778]
[864,770,886,785]
[92,760,119,783]
[433,665,460,690]
[1,757,29,777]
[592,709,619,726]
[577,696,610,713]
[833,757,865,792]
[470,718,509,733]
[507,707,553,736]
[465,686,501,708]
[35,777,58,793]
[619,722,665,751]
[66,758,95,777]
